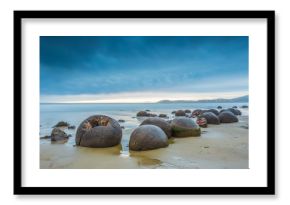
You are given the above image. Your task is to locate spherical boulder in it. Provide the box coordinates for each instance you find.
[225,108,242,115]
[196,117,207,128]
[140,117,172,138]
[175,110,186,116]
[217,106,222,109]
[200,112,220,124]
[184,109,191,113]
[206,109,219,116]
[76,115,122,148]
[219,111,239,123]
[191,109,203,117]
[136,111,149,117]
[129,125,168,151]
[51,127,68,141]
[170,118,201,137]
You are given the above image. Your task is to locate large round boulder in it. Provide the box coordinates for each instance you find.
[51,128,68,141]
[175,110,186,116]
[170,118,201,137]
[191,109,203,117]
[200,112,220,124]
[219,111,239,123]
[223,108,242,115]
[206,109,219,116]
[137,111,149,117]
[129,125,168,151]
[75,115,122,148]
[140,117,172,138]
[196,117,207,128]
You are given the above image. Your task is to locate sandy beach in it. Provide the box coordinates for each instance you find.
[40,115,248,169]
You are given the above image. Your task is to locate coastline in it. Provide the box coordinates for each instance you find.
[40,115,248,169]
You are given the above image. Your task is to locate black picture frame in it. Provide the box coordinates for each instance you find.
[14,10,275,195]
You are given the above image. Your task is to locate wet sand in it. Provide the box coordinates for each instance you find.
[40,116,248,169]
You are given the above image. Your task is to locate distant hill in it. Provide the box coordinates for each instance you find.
[157,95,248,103]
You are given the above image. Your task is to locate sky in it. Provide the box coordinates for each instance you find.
[40,36,248,103]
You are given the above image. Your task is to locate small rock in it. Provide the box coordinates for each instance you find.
[40,135,51,139]
[118,119,125,123]
[158,114,168,118]
[175,110,186,116]
[68,125,76,129]
[53,121,70,128]
[51,128,69,141]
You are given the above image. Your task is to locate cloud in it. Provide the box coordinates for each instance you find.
[40,36,249,98]
[41,90,248,103]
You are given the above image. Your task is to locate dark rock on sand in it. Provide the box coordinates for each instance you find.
[140,117,172,138]
[196,117,208,128]
[75,115,122,148]
[40,135,51,139]
[200,112,220,124]
[191,109,203,117]
[171,111,176,114]
[241,105,248,108]
[68,125,76,129]
[225,108,242,115]
[171,118,201,137]
[175,110,186,116]
[219,111,239,123]
[232,106,238,108]
[158,114,168,118]
[217,106,222,109]
[136,111,157,117]
[51,128,69,141]
[137,111,149,117]
[118,119,125,123]
[206,109,219,116]
[145,109,151,112]
[53,121,70,127]
[129,125,168,151]
[184,109,191,113]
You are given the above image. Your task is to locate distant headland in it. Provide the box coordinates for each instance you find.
[157,95,248,104]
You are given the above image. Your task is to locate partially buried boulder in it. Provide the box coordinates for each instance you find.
[217,106,222,109]
[191,109,203,118]
[158,114,168,118]
[184,109,191,113]
[196,117,207,128]
[51,128,69,141]
[206,109,219,116]
[136,111,157,117]
[175,110,186,116]
[219,111,239,123]
[137,111,149,117]
[129,125,168,151]
[200,112,220,124]
[171,118,201,137]
[75,115,122,148]
[223,108,242,116]
[140,117,172,138]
